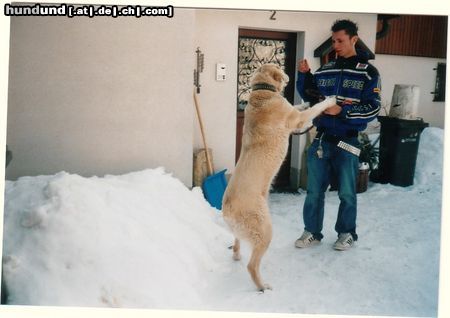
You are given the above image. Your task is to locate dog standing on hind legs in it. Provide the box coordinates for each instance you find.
[222,64,336,292]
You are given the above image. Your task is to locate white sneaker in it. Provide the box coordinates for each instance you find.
[333,233,354,251]
[295,230,320,248]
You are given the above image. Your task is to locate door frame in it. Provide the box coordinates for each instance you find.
[236,28,298,190]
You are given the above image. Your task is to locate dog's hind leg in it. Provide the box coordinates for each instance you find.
[232,238,241,261]
[248,238,272,292]
[247,225,272,292]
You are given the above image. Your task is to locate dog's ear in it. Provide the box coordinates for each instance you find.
[272,70,283,83]
[272,68,289,84]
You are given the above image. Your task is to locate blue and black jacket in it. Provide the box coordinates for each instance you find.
[296,53,381,137]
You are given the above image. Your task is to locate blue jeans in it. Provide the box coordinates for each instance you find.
[302,136,360,241]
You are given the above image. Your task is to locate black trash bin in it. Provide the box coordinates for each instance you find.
[373,116,428,187]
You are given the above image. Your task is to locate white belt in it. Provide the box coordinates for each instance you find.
[337,141,361,157]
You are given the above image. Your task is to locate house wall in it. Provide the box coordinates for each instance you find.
[6,7,445,186]
[372,54,446,128]
[6,9,196,184]
[193,9,378,175]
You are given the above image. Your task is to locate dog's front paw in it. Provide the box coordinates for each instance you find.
[324,95,337,106]
[258,283,273,293]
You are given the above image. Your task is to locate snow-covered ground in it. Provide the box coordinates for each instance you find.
[1,127,444,317]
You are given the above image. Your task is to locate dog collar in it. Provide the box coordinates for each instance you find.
[251,83,277,92]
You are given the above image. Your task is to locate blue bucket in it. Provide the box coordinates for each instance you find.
[202,169,227,210]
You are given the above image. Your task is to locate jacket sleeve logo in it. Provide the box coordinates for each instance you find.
[356,62,368,70]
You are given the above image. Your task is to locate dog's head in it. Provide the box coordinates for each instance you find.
[250,63,289,93]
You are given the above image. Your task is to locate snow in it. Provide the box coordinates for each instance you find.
[1,127,444,317]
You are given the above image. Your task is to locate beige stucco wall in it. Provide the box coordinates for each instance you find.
[6,9,196,184]
[372,54,446,128]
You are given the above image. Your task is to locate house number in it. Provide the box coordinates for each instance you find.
[270,10,276,20]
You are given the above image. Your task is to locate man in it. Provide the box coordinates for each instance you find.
[295,19,381,250]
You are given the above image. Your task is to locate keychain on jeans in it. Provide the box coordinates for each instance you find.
[316,135,324,159]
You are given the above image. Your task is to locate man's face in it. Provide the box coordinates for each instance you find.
[332,30,358,58]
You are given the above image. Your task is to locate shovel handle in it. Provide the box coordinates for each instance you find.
[193,90,214,176]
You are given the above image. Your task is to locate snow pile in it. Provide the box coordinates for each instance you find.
[1,127,444,316]
[2,168,230,308]
[414,127,444,186]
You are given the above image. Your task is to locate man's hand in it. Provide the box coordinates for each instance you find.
[297,59,310,73]
[323,105,342,115]
[323,100,351,115]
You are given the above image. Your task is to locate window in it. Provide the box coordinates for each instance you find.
[432,63,446,102]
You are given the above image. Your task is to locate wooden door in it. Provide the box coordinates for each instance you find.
[236,29,297,190]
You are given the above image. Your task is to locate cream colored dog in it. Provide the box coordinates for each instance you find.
[222,63,336,291]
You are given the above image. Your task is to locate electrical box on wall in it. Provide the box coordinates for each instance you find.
[216,63,226,81]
